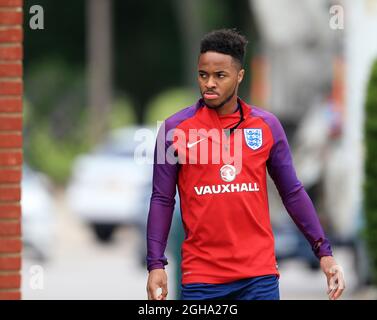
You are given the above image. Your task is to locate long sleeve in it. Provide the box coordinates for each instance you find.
[146,104,198,272]
[146,121,179,271]
[266,114,333,259]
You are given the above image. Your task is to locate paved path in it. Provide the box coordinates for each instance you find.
[21,190,376,300]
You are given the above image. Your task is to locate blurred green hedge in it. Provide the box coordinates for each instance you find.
[145,87,197,125]
[23,59,137,185]
[364,58,377,284]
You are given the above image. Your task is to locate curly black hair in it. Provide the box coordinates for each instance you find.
[199,28,248,67]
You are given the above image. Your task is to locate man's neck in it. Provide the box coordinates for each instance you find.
[215,98,239,115]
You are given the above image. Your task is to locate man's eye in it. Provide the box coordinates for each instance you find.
[199,74,207,78]
[218,74,225,78]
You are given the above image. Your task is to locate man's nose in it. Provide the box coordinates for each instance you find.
[206,76,216,89]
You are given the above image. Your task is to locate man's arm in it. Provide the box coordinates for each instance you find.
[146,121,179,300]
[265,113,345,299]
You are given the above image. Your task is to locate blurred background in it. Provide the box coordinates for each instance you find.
[20,0,377,299]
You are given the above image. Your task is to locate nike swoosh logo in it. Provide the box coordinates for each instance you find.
[187,138,206,148]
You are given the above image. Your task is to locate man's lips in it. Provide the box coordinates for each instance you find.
[203,92,219,100]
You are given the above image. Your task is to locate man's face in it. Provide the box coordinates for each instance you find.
[197,51,244,109]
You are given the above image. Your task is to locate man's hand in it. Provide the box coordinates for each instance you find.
[147,269,168,300]
[320,256,345,300]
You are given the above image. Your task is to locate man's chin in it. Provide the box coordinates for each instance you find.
[203,98,221,109]
[205,103,218,109]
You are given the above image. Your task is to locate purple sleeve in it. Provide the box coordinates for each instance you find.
[263,111,333,259]
[146,105,198,272]
[146,122,178,271]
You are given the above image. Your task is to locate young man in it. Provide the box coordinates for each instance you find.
[146,29,345,300]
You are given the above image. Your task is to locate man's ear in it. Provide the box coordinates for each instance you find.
[238,69,245,84]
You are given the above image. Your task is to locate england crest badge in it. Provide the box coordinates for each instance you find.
[244,128,263,150]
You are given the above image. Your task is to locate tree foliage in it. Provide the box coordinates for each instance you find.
[364,59,377,284]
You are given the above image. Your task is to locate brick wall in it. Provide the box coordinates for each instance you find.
[0,0,23,300]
